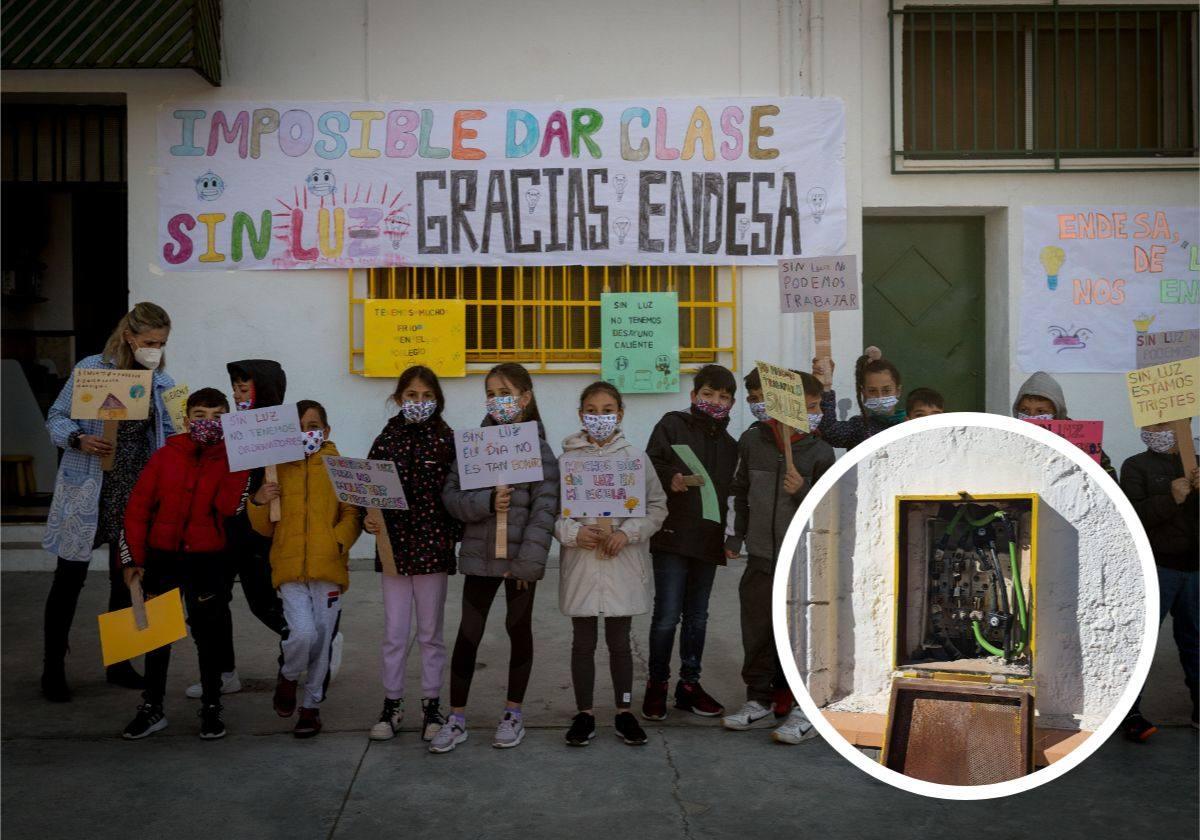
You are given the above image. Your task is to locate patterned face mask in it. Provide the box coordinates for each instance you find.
[487,395,522,423]
[302,429,325,455]
[188,417,224,445]
[1141,429,1176,453]
[694,399,731,420]
[1017,411,1055,421]
[401,399,437,424]
[863,395,899,416]
[807,412,823,430]
[582,413,618,441]
[749,402,770,423]
[236,399,253,411]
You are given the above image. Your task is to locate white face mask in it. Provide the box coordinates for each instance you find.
[302,428,325,455]
[1141,429,1176,453]
[581,413,618,442]
[749,402,770,423]
[807,413,823,430]
[1017,411,1055,421]
[132,345,162,369]
[863,395,899,416]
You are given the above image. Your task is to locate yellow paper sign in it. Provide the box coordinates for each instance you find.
[755,360,810,431]
[97,588,188,666]
[162,384,190,434]
[70,369,153,420]
[1126,356,1199,427]
[363,299,467,378]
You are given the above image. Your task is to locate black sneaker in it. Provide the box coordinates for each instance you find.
[615,711,648,746]
[566,712,596,746]
[199,703,226,740]
[1121,712,1157,742]
[421,697,447,742]
[122,703,168,740]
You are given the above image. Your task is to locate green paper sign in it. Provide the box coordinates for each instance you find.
[601,292,680,394]
[671,444,720,523]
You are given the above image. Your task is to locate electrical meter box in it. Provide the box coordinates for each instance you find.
[881,493,1039,784]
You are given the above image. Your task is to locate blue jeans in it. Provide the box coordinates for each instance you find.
[648,552,717,684]
[1158,566,1199,701]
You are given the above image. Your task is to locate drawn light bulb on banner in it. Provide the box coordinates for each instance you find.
[1039,246,1065,291]
[806,187,827,224]
[1132,314,1156,334]
[525,189,540,215]
[614,174,628,203]
[614,217,631,245]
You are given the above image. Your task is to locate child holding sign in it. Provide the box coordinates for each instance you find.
[248,400,361,738]
[362,366,462,743]
[1012,371,1117,480]
[1118,422,1200,739]
[643,364,740,721]
[118,388,248,740]
[723,369,834,743]
[814,349,907,449]
[556,382,668,747]
[435,363,560,753]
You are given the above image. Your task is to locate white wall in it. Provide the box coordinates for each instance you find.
[790,423,1145,731]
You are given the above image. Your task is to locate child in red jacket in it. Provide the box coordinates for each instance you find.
[118,388,248,741]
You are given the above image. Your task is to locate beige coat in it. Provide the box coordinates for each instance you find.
[554,430,668,617]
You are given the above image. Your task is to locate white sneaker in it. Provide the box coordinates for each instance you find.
[369,698,404,741]
[722,700,774,731]
[185,671,241,699]
[429,717,468,754]
[492,710,525,749]
[772,708,818,744]
[329,631,344,682]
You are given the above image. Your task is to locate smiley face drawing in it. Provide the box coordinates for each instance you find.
[306,168,336,196]
[195,171,225,200]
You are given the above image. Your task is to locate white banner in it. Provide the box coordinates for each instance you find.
[156,98,846,269]
[1018,206,1199,372]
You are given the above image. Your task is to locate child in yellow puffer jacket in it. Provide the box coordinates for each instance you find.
[249,399,362,738]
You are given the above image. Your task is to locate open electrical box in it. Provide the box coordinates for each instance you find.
[881,493,1039,784]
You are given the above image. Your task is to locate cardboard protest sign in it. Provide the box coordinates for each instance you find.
[97,587,187,666]
[671,444,719,522]
[601,292,679,394]
[755,361,810,432]
[1126,357,1199,427]
[162,384,190,434]
[560,454,646,518]
[779,255,859,312]
[221,403,305,471]
[70,369,153,420]
[455,421,544,491]
[1136,329,1200,369]
[1025,419,1104,463]
[1017,206,1199,372]
[363,300,467,378]
[322,456,408,509]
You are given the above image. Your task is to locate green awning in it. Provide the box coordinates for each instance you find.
[2,0,222,86]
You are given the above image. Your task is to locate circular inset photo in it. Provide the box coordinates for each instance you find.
[774,412,1159,800]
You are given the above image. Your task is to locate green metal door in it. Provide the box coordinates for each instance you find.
[863,217,985,412]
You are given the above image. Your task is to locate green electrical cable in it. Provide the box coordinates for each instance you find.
[972,621,1006,657]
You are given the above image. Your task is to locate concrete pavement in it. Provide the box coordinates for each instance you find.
[1,557,1196,839]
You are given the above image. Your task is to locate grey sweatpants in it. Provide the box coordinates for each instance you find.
[279,580,343,708]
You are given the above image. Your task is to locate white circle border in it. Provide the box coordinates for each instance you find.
[771,411,1160,800]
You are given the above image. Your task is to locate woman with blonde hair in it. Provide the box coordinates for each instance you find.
[41,302,178,702]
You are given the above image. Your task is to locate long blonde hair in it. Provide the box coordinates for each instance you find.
[102,302,171,370]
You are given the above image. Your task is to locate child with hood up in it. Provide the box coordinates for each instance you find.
[1012,371,1117,480]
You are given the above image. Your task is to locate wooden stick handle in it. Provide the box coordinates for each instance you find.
[130,577,149,631]
[813,311,832,359]
[681,475,706,487]
[100,420,118,472]
[781,424,796,472]
[495,484,509,560]
[366,508,399,576]
[1172,419,1197,476]
[265,464,281,523]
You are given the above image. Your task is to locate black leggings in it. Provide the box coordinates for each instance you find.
[449,576,537,708]
[571,616,634,711]
[43,550,130,666]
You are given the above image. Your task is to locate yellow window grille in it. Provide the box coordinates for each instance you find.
[348,265,738,375]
